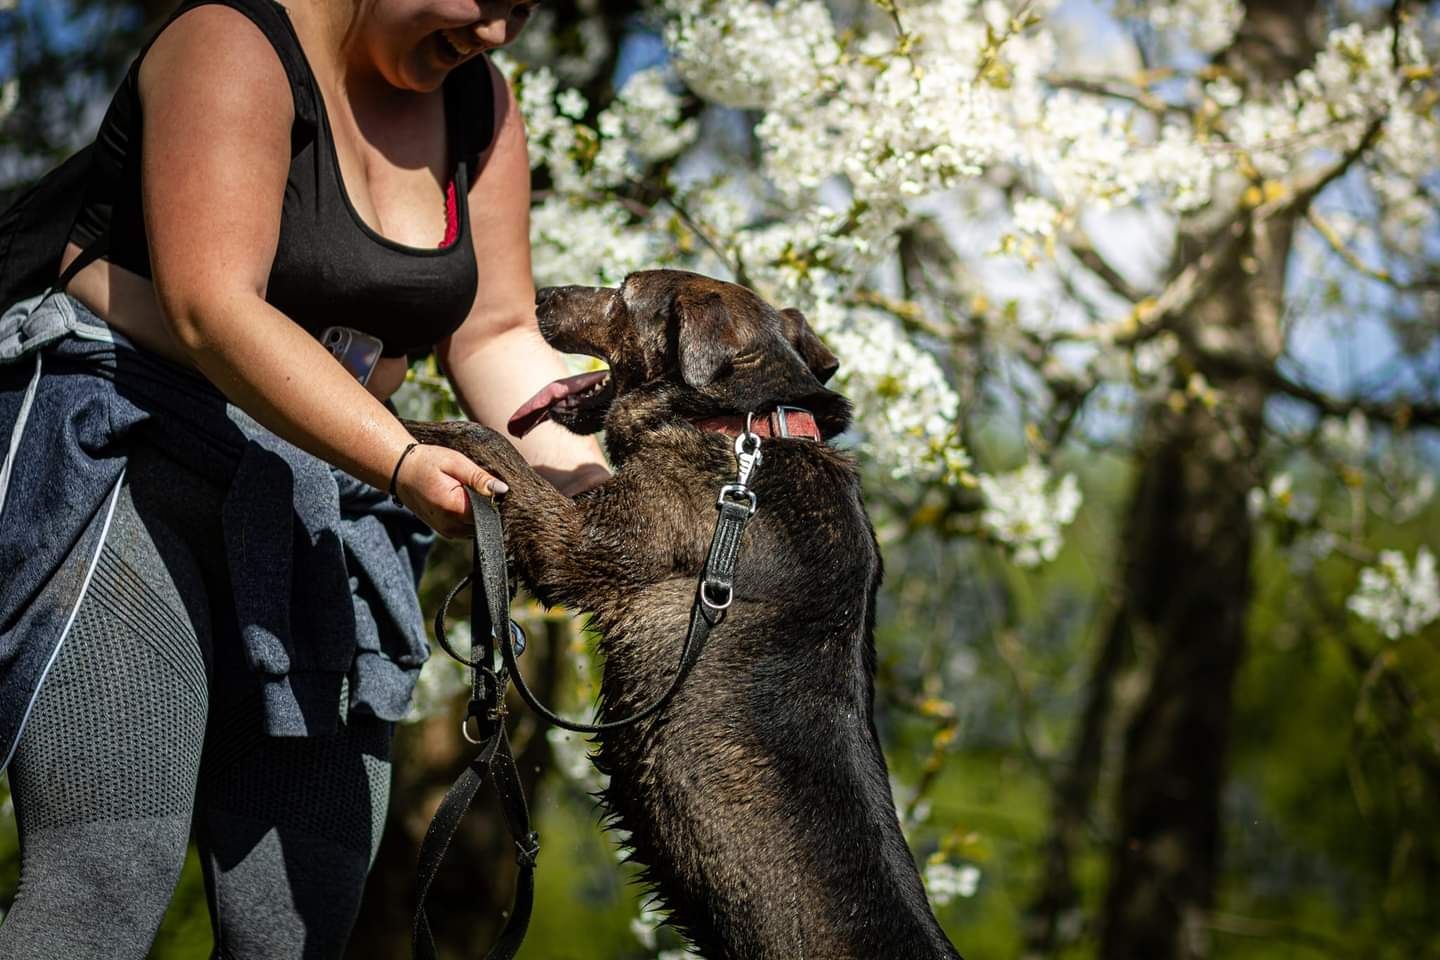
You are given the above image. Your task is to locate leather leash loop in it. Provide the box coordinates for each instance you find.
[433,573,481,667]
[414,493,535,960]
[499,470,756,734]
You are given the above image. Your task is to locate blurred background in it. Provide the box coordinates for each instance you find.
[2,0,1438,957]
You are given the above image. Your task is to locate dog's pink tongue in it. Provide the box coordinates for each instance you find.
[507,370,609,438]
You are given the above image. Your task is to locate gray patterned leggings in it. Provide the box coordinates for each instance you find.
[0,444,392,959]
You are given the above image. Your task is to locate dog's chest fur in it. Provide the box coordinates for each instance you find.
[578,427,876,641]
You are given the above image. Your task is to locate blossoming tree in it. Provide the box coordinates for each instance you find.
[394,0,1439,956]
[3,0,1438,956]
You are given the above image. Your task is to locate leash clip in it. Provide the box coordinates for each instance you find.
[716,483,758,515]
[733,413,762,489]
[515,831,541,869]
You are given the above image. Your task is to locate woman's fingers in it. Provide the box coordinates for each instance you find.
[393,443,509,539]
[428,445,508,499]
[454,455,510,497]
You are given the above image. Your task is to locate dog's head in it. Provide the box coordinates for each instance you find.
[509,270,850,450]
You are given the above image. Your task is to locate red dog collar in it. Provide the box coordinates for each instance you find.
[693,406,822,442]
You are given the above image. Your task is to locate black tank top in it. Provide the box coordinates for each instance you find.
[69,0,492,357]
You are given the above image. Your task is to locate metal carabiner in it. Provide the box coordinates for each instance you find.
[734,416,762,489]
[716,483,758,515]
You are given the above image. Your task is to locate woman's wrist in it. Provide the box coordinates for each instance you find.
[388,441,422,502]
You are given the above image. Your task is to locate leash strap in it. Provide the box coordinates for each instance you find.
[413,427,761,958]
[500,494,751,735]
[500,428,761,735]
[413,494,537,960]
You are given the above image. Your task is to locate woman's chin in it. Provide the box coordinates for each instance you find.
[392,58,448,94]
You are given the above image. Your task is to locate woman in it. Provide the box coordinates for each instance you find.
[0,1,605,956]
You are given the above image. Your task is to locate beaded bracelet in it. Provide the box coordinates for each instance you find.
[388,442,421,504]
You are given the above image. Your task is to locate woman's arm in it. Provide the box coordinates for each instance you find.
[140,6,496,538]
[437,59,610,497]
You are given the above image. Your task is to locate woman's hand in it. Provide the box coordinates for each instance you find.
[392,443,509,539]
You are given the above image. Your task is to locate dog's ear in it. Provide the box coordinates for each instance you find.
[675,291,743,387]
[779,308,839,385]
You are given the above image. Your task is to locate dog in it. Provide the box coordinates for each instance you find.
[406,269,962,960]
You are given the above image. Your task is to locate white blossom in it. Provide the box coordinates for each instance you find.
[1132,333,1180,383]
[1391,471,1436,523]
[1249,472,1318,525]
[602,67,699,166]
[978,460,1082,567]
[632,894,702,957]
[1228,23,1413,180]
[530,196,656,288]
[491,0,1438,577]
[1013,196,1059,237]
[1205,76,1242,109]
[664,0,838,111]
[923,860,982,905]
[402,653,467,723]
[1321,410,1370,464]
[809,302,969,484]
[1347,548,1440,640]
[631,903,664,950]
[556,88,588,120]
[505,4,612,86]
[546,724,609,794]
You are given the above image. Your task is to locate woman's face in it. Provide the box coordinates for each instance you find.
[355,0,541,90]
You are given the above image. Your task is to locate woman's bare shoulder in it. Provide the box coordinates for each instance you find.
[137,4,294,125]
[137,5,299,314]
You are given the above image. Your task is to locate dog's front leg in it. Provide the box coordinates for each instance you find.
[403,420,597,608]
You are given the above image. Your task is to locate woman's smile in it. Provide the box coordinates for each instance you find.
[437,26,491,62]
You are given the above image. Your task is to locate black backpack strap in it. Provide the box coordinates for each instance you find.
[0,0,321,310]
[0,145,99,306]
[53,233,108,294]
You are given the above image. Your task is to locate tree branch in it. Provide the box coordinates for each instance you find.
[1063,228,1150,304]
[1277,113,1387,219]
[1305,207,1440,294]
[1265,368,1440,431]
[1044,72,1185,117]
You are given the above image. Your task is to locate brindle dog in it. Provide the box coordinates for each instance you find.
[406,269,962,960]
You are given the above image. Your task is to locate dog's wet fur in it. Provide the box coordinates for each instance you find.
[406,270,962,960]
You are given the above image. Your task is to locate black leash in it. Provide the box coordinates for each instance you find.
[412,425,764,959]
[413,493,537,960]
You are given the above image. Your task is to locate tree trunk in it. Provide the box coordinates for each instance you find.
[1096,3,1319,957]
[1096,369,1266,959]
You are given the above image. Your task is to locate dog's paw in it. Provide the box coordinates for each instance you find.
[402,419,529,479]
